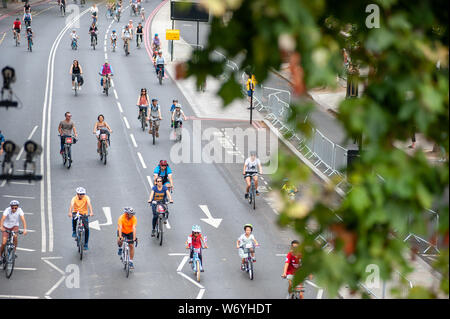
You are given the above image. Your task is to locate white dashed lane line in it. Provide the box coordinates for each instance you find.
[123,116,130,129]
[116,101,123,113]
[114,89,118,99]
[130,134,138,148]
[137,152,147,169]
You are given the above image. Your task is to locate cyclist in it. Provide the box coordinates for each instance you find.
[243,151,263,199]
[153,160,173,190]
[117,207,137,269]
[99,60,114,93]
[58,112,78,155]
[135,22,143,47]
[12,18,21,44]
[129,0,138,15]
[23,10,32,27]
[93,114,113,153]
[90,3,98,24]
[281,239,306,298]
[155,50,165,78]
[147,176,173,237]
[122,25,132,55]
[70,29,79,48]
[70,60,83,90]
[88,22,98,46]
[0,130,5,156]
[110,29,118,49]
[151,33,160,52]
[25,26,33,47]
[148,98,162,137]
[237,224,259,270]
[136,88,150,123]
[127,20,134,37]
[23,1,31,14]
[140,6,145,22]
[68,187,93,250]
[282,178,298,201]
[171,104,187,132]
[170,99,178,127]
[115,0,122,20]
[185,225,208,270]
[60,0,66,15]
[0,200,28,264]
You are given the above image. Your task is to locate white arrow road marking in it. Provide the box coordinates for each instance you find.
[171,254,206,299]
[45,275,66,297]
[42,258,65,276]
[89,207,113,230]
[42,257,66,298]
[199,205,222,228]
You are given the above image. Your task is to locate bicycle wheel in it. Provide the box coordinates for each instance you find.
[252,184,256,210]
[159,216,164,246]
[102,142,107,165]
[74,81,78,96]
[105,81,109,96]
[248,259,253,280]
[196,260,201,282]
[62,148,67,166]
[123,247,127,270]
[141,112,145,131]
[5,248,15,279]
[125,253,130,278]
[78,229,84,260]
[158,71,162,85]
[152,124,156,145]
[28,38,32,52]
[67,146,72,169]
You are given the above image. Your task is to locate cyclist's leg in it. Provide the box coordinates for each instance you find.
[244,175,251,193]
[253,174,259,191]
[82,215,89,245]
[60,135,66,153]
[129,236,134,260]
[71,74,75,87]
[1,230,9,256]
[71,212,77,233]
[151,205,158,231]
[12,226,19,249]
[286,275,294,295]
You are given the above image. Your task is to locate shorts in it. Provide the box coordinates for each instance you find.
[286,274,294,281]
[238,248,253,259]
[117,231,134,241]
[2,226,19,240]
[13,27,20,33]
[244,172,258,179]
[247,90,253,97]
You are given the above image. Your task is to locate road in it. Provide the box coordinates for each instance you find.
[0,1,328,299]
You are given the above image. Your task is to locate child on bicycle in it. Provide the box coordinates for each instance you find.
[70,30,79,47]
[110,29,118,49]
[185,225,208,269]
[236,224,259,270]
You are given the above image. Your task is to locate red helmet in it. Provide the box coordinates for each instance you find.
[159,160,168,166]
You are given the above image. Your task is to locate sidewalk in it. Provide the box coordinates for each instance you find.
[151,0,263,122]
[0,0,50,20]
[151,0,446,299]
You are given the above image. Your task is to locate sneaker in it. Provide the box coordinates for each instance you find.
[244,193,249,199]
[241,264,245,271]
[72,86,75,90]
[129,261,134,269]
[200,268,204,272]
[83,244,88,250]
[78,86,81,91]
[151,229,156,237]
[72,231,76,238]
[118,248,122,256]
[189,259,193,264]
[256,190,260,196]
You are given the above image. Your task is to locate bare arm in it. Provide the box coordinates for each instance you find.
[0,216,6,231]
[282,262,289,277]
[72,124,78,138]
[105,121,112,133]
[93,122,98,134]
[166,190,173,202]
[20,215,27,235]
[148,190,154,202]
[69,64,73,74]
[87,197,94,217]
[68,200,74,217]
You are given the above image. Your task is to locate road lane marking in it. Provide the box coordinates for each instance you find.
[111,79,114,87]
[15,268,37,271]
[42,258,65,276]
[16,125,39,161]
[0,295,39,299]
[146,176,153,188]
[137,152,146,168]
[117,101,123,113]
[17,247,36,252]
[0,32,6,46]
[2,195,35,199]
[41,6,91,254]
[130,134,138,148]
[0,180,6,187]
[10,181,36,185]
[177,255,189,272]
[168,253,188,256]
[114,89,118,99]
[166,221,171,229]
[45,275,66,296]
[123,116,130,129]
[178,271,204,289]
[197,289,206,299]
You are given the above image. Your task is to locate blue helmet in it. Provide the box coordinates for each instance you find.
[192,225,201,233]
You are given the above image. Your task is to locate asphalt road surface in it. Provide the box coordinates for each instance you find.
[0,0,328,299]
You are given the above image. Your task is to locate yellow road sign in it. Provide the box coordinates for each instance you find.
[166,29,180,40]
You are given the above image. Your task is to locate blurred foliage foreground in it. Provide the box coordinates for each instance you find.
[180,0,449,298]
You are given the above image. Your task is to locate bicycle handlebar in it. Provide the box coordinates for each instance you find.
[3,229,23,235]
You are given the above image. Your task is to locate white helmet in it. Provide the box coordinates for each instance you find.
[9,200,20,206]
[76,187,86,194]
[192,225,201,233]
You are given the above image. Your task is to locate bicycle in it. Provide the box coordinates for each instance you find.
[27,34,32,52]
[97,131,109,165]
[240,243,258,280]
[13,30,19,46]
[73,75,79,96]
[245,172,258,209]
[120,238,137,278]
[151,200,172,246]
[60,135,75,169]
[111,38,117,52]
[173,120,182,142]
[189,246,207,282]
[73,212,86,260]
[149,117,159,145]
[115,8,121,22]
[60,2,66,16]
[138,106,148,131]
[105,7,114,19]
[156,64,164,85]
[71,38,78,50]
[24,20,31,28]
[130,3,138,16]
[123,38,130,56]
[1,229,22,279]
[99,73,112,96]
[90,32,97,50]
